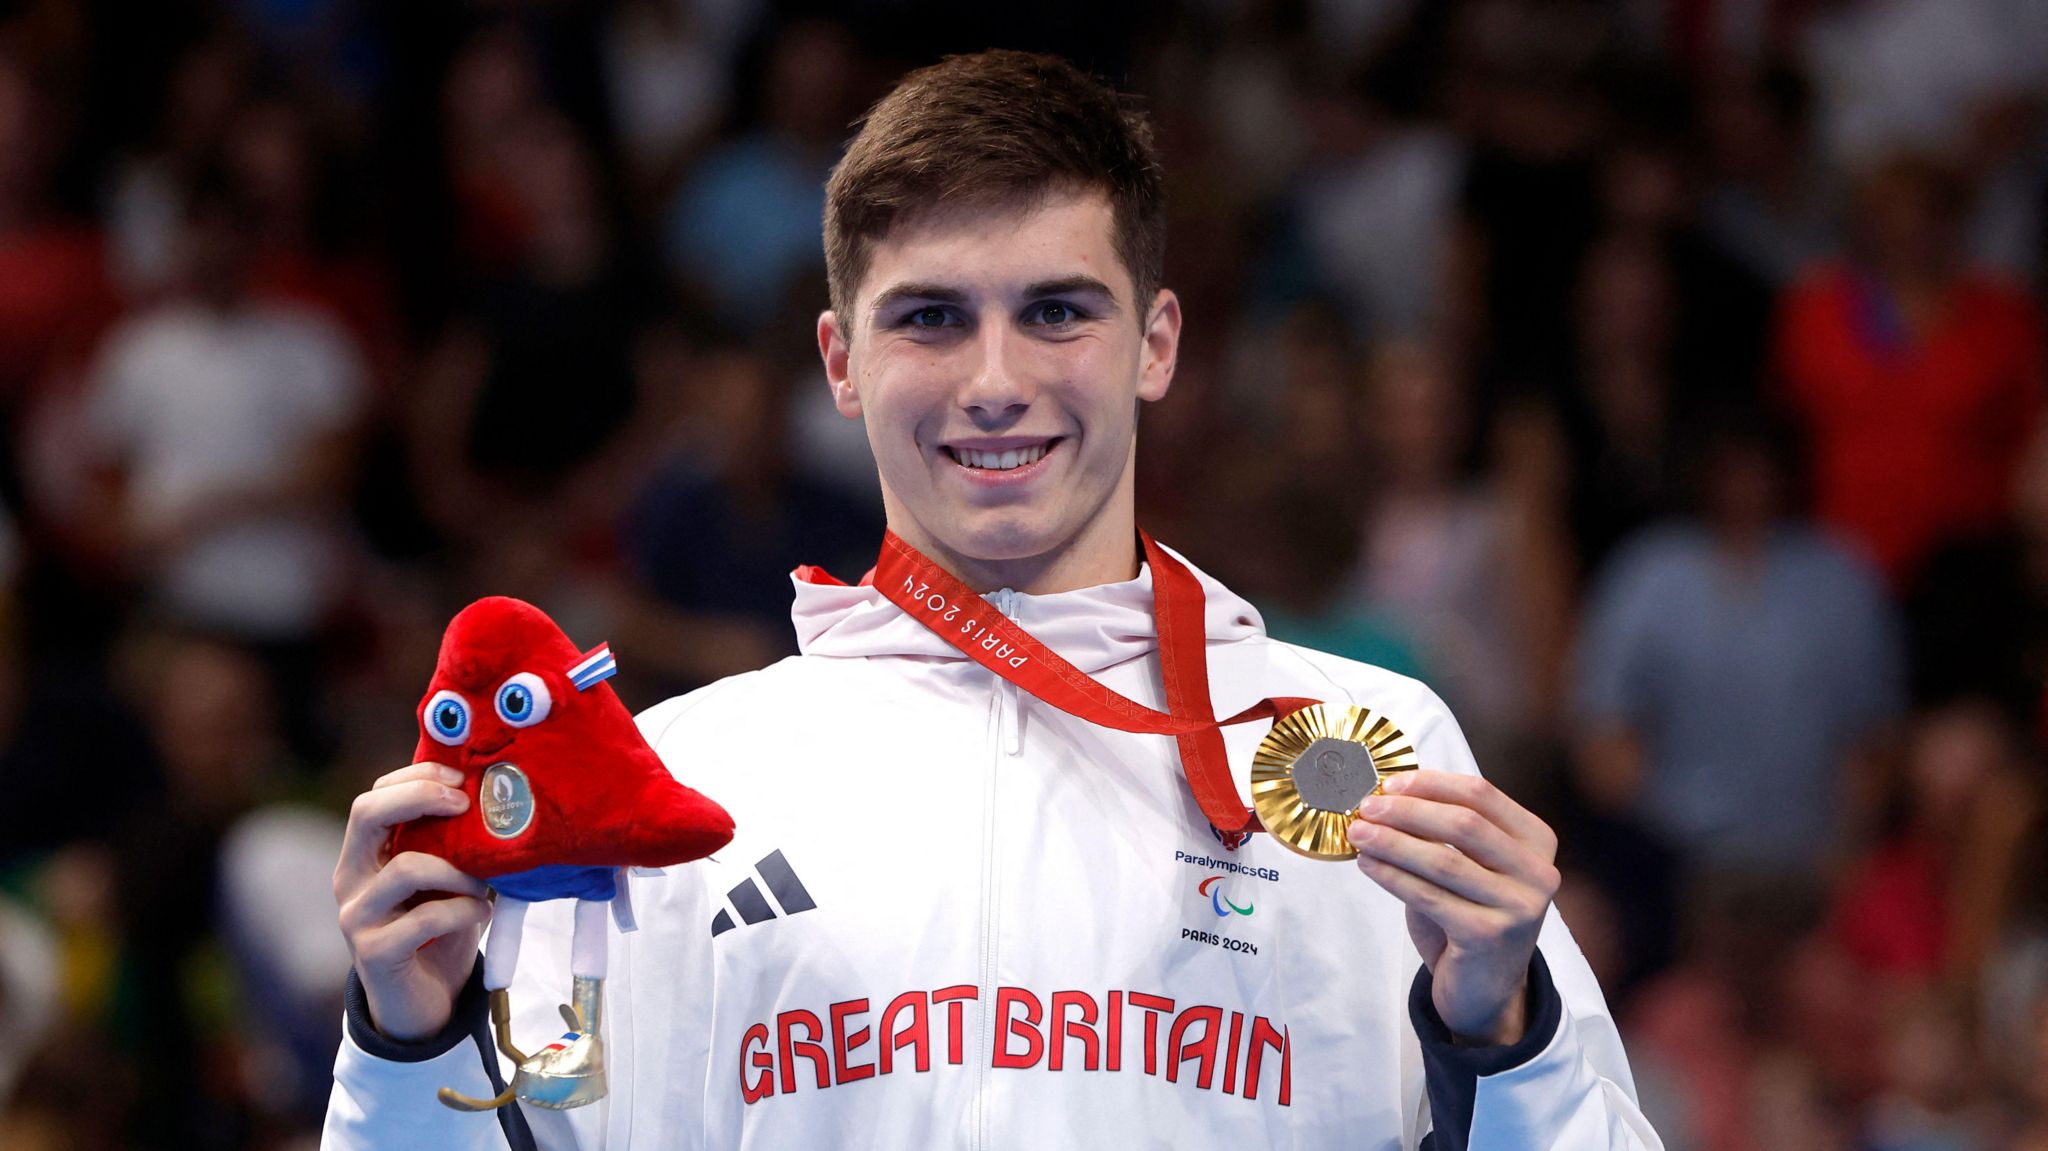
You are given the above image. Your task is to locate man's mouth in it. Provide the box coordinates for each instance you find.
[943,440,1059,471]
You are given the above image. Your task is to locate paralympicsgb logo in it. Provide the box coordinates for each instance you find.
[1199,875,1254,918]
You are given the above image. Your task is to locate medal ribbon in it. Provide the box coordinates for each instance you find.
[872,530,1317,849]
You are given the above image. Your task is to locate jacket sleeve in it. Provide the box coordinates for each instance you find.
[322,955,536,1150]
[1400,682,1664,1151]
[1411,914,1665,1150]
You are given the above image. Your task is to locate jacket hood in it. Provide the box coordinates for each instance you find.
[789,544,1267,675]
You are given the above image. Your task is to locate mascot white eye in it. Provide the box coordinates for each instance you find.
[425,691,471,746]
[495,672,553,727]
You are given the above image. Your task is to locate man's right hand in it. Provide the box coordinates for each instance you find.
[333,762,493,1042]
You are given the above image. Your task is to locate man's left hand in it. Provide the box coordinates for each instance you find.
[1347,770,1560,1046]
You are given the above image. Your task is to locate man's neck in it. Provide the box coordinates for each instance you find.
[888,517,1143,596]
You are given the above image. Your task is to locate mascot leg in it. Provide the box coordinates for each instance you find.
[498,897,609,1110]
[483,897,530,1062]
[569,896,607,1034]
[437,896,530,1112]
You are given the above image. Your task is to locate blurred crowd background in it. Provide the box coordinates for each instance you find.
[0,0,2044,1148]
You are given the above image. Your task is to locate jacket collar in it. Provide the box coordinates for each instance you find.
[789,543,1266,675]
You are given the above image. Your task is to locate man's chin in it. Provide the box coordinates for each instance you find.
[913,510,1073,567]
[940,522,1058,566]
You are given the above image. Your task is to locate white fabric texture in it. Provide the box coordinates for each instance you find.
[325,551,1660,1149]
[83,300,364,637]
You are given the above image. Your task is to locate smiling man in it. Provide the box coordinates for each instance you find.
[325,51,1662,1150]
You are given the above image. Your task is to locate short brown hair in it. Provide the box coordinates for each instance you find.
[823,50,1166,325]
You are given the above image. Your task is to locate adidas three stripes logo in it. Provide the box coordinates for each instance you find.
[710,850,817,937]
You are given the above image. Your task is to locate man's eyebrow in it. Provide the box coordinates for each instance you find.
[867,282,965,317]
[1024,276,1120,310]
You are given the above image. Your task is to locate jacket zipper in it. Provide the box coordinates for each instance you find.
[974,588,1020,1151]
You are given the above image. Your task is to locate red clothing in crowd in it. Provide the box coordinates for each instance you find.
[0,224,119,396]
[1828,836,1948,983]
[1775,264,2043,584]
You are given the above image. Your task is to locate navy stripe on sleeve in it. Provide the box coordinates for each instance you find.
[1409,949,1564,1151]
[343,957,487,1064]
[343,957,536,1151]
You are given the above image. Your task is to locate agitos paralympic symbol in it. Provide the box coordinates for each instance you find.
[1199,875,1254,918]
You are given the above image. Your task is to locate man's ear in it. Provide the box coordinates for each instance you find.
[1137,288,1182,404]
[818,310,861,418]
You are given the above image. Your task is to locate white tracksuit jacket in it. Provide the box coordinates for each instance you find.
[324,551,1663,1150]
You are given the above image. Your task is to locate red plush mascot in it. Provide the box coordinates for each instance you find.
[392,597,734,1112]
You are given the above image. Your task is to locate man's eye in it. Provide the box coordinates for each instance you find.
[907,306,952,328]
[1029,302,1081,326]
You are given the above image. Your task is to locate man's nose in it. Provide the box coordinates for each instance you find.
[958,322,1034,419]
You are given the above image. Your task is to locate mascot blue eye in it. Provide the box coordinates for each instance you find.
[424,690,470,746]
[495,672,552,728]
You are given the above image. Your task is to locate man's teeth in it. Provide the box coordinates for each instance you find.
[954,444,1049,470]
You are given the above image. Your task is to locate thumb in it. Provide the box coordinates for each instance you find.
[1408,908,1447,969]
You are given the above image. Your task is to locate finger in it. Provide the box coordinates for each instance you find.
[340,851,489,937]
[1352,851,1503,938]
[1382,771,1557,860]
[1349,819,1518,909]
[1355,792,1536,877]
[335,779,471,898]
[374,761,463,791]
[355,895,493,970]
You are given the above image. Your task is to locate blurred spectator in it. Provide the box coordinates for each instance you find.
[412,107,649,574]
[1289,80,1465,342]
[1625,875,1834,1151]
[1961,90,2048,288]
[1339,340,1574,769]
[1591,127,1777,401]
[1572,412,1902,872]
[2009,960,2048,1150]
[105,30,255,298]
[0,896,57,1109]
[1803,0,2048,173]
[617,343,881,696]
[1628,0,1815,75]
[1862,987,2000,1151]
[224,0,384,107]
[437,22,548,287]
[1828,702,2036,990]
[1774,153,2044,587]
[113,635,295,1149]
[79,168,365,754]
[662,19,857,336]
[1443,0,1610,400]
[602,0,747,208]
[1699,63,1836,288]
[1908,420,2048,723]
[0,37,119,588]
[217,803,347,1128]
[1564,230,1684,565]
[1192,307,1427,681]
[221,93,403,391]
[0,44,118,436]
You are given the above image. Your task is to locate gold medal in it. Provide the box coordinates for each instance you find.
[1251,704,1419,860]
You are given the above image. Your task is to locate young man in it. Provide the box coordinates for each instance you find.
[326,51,1661,1149]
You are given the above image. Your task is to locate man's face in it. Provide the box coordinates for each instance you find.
[819,189,1180,590]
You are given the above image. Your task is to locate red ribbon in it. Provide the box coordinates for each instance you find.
[871,530,1317,849]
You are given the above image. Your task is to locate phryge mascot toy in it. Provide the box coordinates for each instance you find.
[391,596,734,1112]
